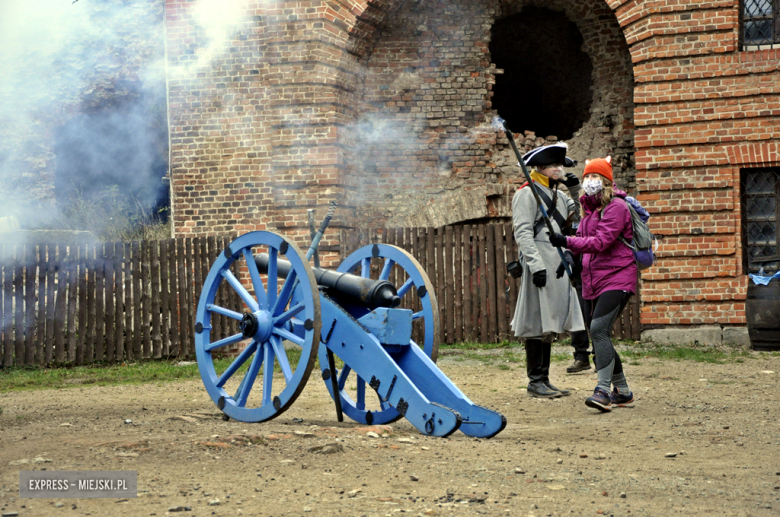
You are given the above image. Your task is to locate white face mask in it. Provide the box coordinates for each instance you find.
[583,178,603,196]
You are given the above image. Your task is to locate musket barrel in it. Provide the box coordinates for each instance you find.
[254,253,401,310]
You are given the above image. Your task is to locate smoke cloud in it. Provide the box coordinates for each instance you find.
[0,0,167,231]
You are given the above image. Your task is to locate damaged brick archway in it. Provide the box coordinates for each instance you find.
[339,0,635,229]
[164,0,633,234]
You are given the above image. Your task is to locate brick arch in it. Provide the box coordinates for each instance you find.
[342,0,636,228]
[726,143,780,168]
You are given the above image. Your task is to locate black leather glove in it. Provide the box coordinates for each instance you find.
[532,269,547,288]
[547,231,568,248]
[556,251,575,278]
[561,172,580,188]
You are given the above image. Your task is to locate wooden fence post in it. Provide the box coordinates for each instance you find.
[95,242,105,363]
[151,240,162,359]
[141,239,151,359]
[105,243,115,363]
[454,226,463,343]
[168,238,180,358]
[1,245,11,366]
[35,244,47,365]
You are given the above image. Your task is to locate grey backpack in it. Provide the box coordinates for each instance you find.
[617,201,656,271]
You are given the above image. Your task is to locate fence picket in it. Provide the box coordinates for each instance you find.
[24,245,36,365]
[151,240,162,359]
[53,245,67,365]
[168,238,180,358]
[85,244,97,363]
[105,244,115,363]
[75,245,87,364]
[95,243,105,363]
[193,237,203,342]
[12,248,23,365]
[486,226,497,342]
[444,226,455,344]
[470,225,480,343]
[36,245,47,365]
[435,227,445,345]
[44,244,57,366]
[115,242,126,362]
[66,246,78,363]
[505,223,518,328]
[159,240,170,358]
[494,225,508,342]
[454,226,463,343]
[141,240,151,359]
[476,226,487,343]
[181,238,193,358]
[1,245,10,366]
[131,241,142,361]
[462,226,472,342]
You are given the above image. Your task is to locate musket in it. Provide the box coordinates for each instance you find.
[503,126,573,279]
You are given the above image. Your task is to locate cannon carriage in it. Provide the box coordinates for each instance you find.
[194,208,506,438]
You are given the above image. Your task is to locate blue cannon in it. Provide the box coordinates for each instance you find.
[194,225,506,438]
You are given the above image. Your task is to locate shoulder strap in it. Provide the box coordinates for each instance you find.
[614,198,637,250]
[531,184,567,236]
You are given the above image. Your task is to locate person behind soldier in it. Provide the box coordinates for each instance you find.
[510,142,586,399]
[567,249,593,374]
[548,156,636,411]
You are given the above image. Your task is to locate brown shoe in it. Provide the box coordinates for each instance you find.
[566,359,591,373]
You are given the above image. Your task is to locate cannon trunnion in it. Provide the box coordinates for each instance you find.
[194,231,506,438]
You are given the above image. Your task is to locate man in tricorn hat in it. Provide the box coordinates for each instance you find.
[511,142,586,398]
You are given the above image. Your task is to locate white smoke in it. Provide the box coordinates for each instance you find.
[0,0,170,231]
[0,0,249,233]
[177,0,249,77]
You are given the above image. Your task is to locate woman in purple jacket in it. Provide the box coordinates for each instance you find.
[549,156,636,412]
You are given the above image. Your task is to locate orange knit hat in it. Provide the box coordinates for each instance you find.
[583,156,613,182]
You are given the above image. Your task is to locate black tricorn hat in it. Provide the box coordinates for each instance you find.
[522,142,576,168]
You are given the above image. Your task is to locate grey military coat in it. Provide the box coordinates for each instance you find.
[510,179,586,340]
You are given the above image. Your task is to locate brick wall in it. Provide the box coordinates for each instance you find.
[608,0,780,327]
[348,0,636,227]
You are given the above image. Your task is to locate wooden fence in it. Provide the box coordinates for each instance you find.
[0,224,641,367]
[341,224,642,345]
[0,236,242,367]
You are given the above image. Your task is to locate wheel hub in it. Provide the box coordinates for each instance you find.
[239,311,273,341]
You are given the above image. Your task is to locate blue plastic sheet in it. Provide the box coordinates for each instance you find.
[749,271,780,285]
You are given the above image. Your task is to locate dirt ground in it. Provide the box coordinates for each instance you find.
[1,345,779,517]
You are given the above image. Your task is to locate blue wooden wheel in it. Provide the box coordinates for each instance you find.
[319,244,439,425]
[195,232,321,423]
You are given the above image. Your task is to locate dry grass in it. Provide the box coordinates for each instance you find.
[47,186,170,242]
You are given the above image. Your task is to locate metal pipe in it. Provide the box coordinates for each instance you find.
[306,201,336,263]
[307,209,321,268]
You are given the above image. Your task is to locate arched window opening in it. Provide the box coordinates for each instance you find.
[489,6,593,140]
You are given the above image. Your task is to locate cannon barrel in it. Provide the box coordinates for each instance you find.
[254,253,401,310]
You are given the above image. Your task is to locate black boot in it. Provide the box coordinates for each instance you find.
[567,329,592,373]
[526,340,562,398]
[542,342,570,396]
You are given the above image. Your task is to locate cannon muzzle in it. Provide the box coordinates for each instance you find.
[254,253,401,310]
